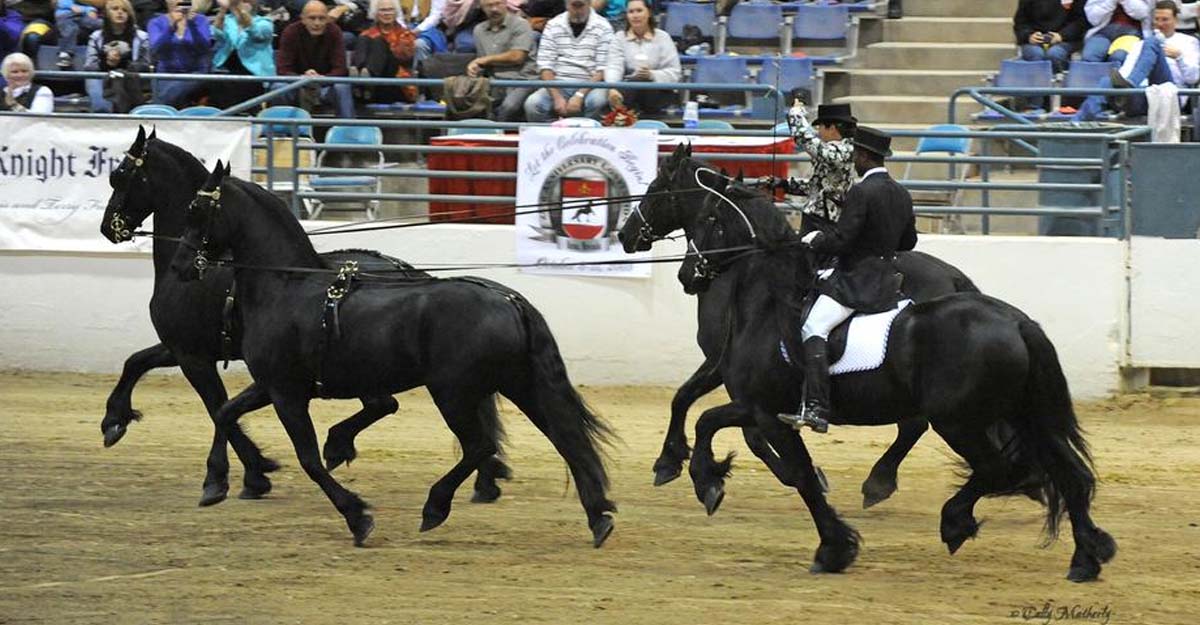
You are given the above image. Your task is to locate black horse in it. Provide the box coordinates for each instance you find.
[616,143,979,508]
[99,128,510,506]
[669,177,1114,581]
[168,162,617,548]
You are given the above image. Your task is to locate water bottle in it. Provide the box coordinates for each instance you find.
[683,101,699,130]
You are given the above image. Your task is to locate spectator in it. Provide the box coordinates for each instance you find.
[55,0,102,67]
[83,0,149,113]
[1014,0,1087,74]
[209,0,275,110]
[147,0,212,107]
[1076,0,1199,119]
[1082,0,1151,64]
[408,0,446,64]
[591,0,623,30]
[2,5,19,58]
[130,0,164,29]
[1,51,53,111]
[468,0,536,120]
[275,0,355,118]
[524,0,612,122]
[604,0,679,116]
[1172,0,1197,34]
[521,0,561,32]
[10,0,56,58]
[351,0,419,103]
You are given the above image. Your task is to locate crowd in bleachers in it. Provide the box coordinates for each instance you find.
[1010,0,1200,121]
[0,0,868,120]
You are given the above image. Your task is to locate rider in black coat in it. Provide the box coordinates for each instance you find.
[781,126,917,430]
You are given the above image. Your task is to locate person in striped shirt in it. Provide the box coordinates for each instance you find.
[523,0,613,121]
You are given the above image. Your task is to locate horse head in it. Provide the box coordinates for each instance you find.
[101,126,158,243]
[172,160,233,282]
[618,142,697,253]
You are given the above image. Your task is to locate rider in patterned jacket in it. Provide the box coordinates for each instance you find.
[773,101,858,226]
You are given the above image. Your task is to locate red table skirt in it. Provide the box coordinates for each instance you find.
[427,135,793,224]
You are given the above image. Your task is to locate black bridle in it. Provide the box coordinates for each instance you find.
[179,185,223,280]
[107,145,152,242]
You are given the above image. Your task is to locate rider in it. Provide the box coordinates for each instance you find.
[778,126,918,431]
[770,100,858,226]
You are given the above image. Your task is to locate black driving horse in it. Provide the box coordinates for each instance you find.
[99,128,511,506]
[616,142,979,508]
[670,176,1114,581]
[168,162,617,548]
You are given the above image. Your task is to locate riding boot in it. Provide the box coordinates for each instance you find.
[887,0,902,19]
[776,337,832,433]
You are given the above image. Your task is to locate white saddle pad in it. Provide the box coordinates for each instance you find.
[830,300,912,376]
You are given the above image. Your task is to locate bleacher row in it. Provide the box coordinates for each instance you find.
[979,58,1122,122]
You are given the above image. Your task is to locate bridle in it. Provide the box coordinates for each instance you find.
[178,185,223,280]
[107,146,151,242]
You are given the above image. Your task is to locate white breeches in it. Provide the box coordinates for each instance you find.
[801,294,854,340]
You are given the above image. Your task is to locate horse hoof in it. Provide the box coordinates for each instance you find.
[1067,565,1100,583]
[653,465,682,487]
[198,484,229,507]
[352,514,375,548]
[945,534,968,555]
[238,483,271,500]
[102,423,127,448]
[703,486,725,516]
[419,508,449,533]
[470,486,501,504]
[861,478,896,510]
[809,561,828,574]
[591,515,615,548]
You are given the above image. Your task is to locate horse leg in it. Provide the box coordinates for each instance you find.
[861,417,930,509]
[470,396,512,504]
[687,402,756,516]
[101,343,177,447]
[654,362,722,486]
[213,382,282,500]
[751,409,860,574]
[420,388,498,532]
[930,421,1013,555]
[266,388,374,546]
[177,359,273,507]
[500,383,617,548]
[322,394,399,471]
[1058,449,1117,582]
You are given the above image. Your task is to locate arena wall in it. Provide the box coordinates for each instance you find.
[0,229,1133,399]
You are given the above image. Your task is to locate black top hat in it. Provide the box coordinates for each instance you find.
[853,126,893,158]
[813,103,857,126]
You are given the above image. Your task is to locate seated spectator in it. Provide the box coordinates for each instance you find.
[351,0,418,103]
[1082,0,1151,64]
[1,51,54,111]
[1014,0,1087,74]
[147,0,212,107]
[591,0,623,30]
[1076,0,1199,119]
[55,0,102,67]
[524,0,612,122]
[275,1,355,118]
[521,0,561,32]
[10,0,57,58]
[1,5,23,58]
[604,0,679,116]
[409,0,447,65]
[209,0,275,110]
[83,0,149,113]
[130,0,164,29]
[1176,0,1198,34]
[468,0,536,120]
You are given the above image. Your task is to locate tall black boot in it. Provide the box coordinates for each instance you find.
[887,0,902,19]
[777,337,832,433]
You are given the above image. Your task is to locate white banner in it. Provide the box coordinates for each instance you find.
[515,127,656,278]
[0,115,253,252]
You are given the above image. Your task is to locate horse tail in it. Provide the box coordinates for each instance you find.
[1015,319,1095,541]
[512,296,616,509]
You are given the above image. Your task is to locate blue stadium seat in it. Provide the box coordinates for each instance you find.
[753,56,816,120]
[978,59,1054,121]
[179,106,223,116]
[789,3,852,64]
[664,2,717,40]
[448,119,505,135]
[697,119,734,130]
[723,2,787,52]
[633,119,670,129]
[256,105,314,138]
[1063,60,1118,88]
[309,125,385,220]
[129,104,179,116]
[689,55,752,116]
[453,28,476,53]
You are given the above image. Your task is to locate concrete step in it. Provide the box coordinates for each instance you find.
[861,42,1014,70]
[903,0,1018,19]
[834,95,979,125]
[883,17,1014,44]
[829,68,989,99]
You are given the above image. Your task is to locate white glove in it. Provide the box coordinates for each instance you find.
[800,230,820,245]
[786,97,809,132]
[816,267,834,280]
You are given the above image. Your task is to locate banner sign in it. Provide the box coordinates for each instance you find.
[0,115,253,252]
[515,127,657,278]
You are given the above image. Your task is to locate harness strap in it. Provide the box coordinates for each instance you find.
[315,260,360,398]
[220,279,237,370]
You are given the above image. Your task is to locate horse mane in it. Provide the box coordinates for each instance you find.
[728,182,797,250]
[224,176,324,266]
[148,138,207,182]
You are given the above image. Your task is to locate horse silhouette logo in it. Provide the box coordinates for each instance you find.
[571,206,596,222]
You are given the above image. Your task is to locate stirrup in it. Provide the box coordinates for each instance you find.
[776,409,829,433]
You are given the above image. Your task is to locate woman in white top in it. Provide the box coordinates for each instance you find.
[604,0,681,115]
[1,53,54,113]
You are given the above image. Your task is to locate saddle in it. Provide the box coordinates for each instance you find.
[783,296,912,375]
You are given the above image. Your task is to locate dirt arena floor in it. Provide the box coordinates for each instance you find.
[1,371,1197,624]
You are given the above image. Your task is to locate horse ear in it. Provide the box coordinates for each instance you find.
[148,126,157,140]
[211,159,224,178]
[672,142,687,159]
[134,125,147,150]
[684,143,692,157]
[224,161,232,176]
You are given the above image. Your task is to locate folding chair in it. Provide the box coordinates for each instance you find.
[903,124,972,233]
[308,125,386,220]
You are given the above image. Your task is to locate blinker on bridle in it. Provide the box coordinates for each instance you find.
[108,149,150,242]
[185,186,222,281]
